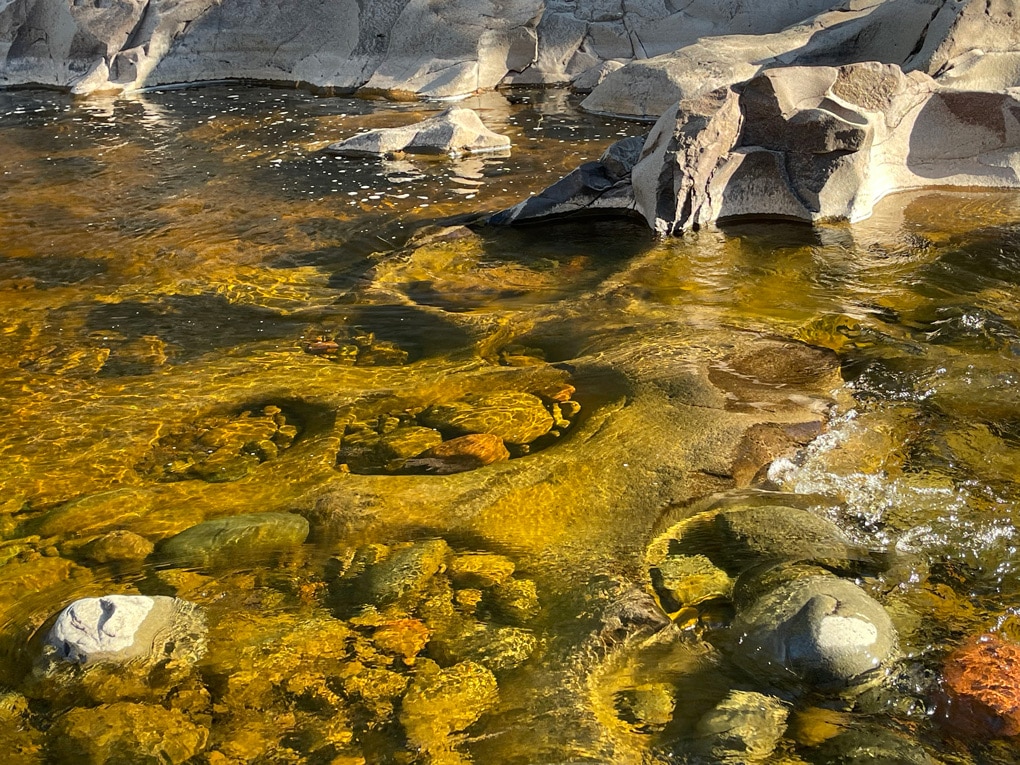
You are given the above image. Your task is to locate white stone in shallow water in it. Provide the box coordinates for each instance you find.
[47,595,165,664]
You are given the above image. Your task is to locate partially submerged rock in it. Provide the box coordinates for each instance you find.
[45,594,204,666]
[326,107,510,158]
[498,61,1020,232]
[937,633,1020,737]
[731,569,898,693]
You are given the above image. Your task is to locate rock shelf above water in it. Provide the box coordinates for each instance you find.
[494,62,1020,232]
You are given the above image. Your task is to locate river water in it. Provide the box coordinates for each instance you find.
[2,84,1020,763]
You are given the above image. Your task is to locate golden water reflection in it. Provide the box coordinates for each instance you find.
[2,85,1020,763]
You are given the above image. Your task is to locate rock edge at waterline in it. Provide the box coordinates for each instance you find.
[492,61,1020,233]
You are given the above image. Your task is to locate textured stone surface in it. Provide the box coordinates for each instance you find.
[45,594,203,666]
[938,634,1020,737]
[732,573,897,692]
[502,61,1020,233]
[6,0,1016,104]
[326,107,510,158]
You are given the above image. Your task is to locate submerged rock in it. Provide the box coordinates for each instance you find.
[399,660,499,754]
[404,433,512,474]
[937,633,1020,737]
[327,108,511,158]
[45,594,205,666]
[159,512,309,567]
[47,701,208,765]
[731,570,898,693]
[421,391,555,445]
[689,690,789,764]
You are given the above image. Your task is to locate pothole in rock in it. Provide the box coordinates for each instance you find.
[336,382,581,475]
[136,403,303,483]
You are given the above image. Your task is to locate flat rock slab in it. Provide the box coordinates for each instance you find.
[159,511,309,567]
[326,108,511,158]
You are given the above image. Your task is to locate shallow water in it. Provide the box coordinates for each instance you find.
[3,84,1020,763]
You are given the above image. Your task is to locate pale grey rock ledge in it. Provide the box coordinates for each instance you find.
[4,0,1020,106]
[326,107,510,158]
[492,62,1020,233]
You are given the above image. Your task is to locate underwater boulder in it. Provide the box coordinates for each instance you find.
[731,569,898,694]
[159,512,309,567]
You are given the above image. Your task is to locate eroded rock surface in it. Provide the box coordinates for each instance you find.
[6,0,1020,103]
[497,61,1020,232]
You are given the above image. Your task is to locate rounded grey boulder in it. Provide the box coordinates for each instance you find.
[732,573,897,693]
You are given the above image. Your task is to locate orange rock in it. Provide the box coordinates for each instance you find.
[939,634,1020,737]
[405,433,510,474]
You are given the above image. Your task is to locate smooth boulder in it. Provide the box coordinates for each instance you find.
[732,572,897,693]
[326,107,510,158]
[159,511,309,567]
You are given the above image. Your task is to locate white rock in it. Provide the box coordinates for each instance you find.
[45,594,203,665]
[326,107,510,158]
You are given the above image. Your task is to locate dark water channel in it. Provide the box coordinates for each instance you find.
[2,84,1020,764]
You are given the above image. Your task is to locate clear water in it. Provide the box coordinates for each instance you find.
[2,84,1020,763]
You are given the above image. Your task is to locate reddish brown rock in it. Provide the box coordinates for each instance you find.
[939,634,1020,737]
[405,434,511,475]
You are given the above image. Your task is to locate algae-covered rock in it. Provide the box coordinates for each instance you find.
[359,539,451,609]
[614,683,676,731]
[79,531,154,563]
[712,505,858,570]
[690,690,789,764]
[650,553,732,614]
[488,578,541,624]
[732,571,898,693]
[449,552,516,589]
[45,595,205,666]
[159,512,309,567]
[400,660,499,754]
[421,392,555,445]
[431,624,538,672]
[47,701,208,764]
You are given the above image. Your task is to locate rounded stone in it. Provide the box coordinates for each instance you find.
[732,573,897,692]
[421,391,554,445]
[692,690,789,764]
[159,512,309,567]
[80,531,154,563]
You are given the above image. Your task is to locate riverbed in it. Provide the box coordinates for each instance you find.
[2,84,1020,764]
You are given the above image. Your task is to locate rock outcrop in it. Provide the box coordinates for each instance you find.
[495,62,1020,232]
[326,107,510,158]
[5,0,1020,103]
